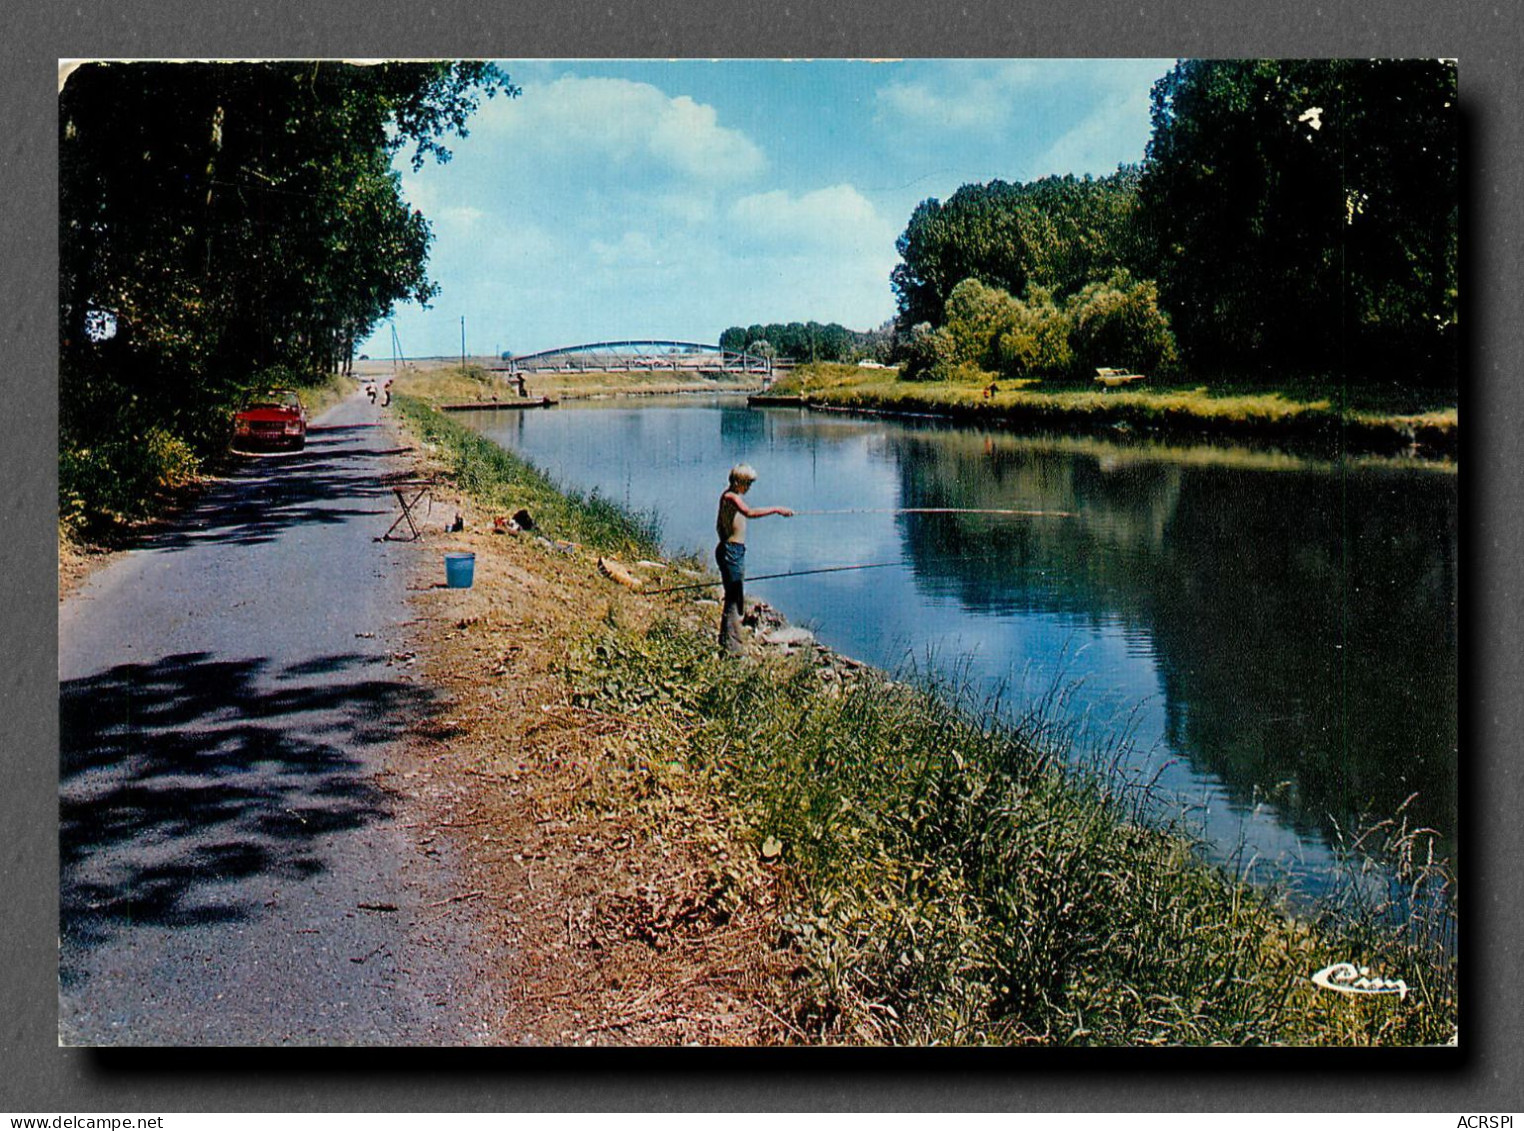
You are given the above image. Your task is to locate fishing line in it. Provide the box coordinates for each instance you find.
[643,560,903,595]
[790,507,1075,518]
[641,552,1053,595]
[632,513,1073,594]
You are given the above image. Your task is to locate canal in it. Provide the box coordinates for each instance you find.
[465,395,1458,904]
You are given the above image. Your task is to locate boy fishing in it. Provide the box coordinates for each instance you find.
[715,464,793,655]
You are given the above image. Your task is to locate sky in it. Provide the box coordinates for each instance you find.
[364,59,1176,360]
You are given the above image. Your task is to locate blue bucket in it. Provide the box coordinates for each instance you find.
[444,552,476,588]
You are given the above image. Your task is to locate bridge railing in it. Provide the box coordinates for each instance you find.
[491,340,783,376]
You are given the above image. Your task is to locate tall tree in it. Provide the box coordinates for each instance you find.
[1138,58,1457,385]
[60,61,515,523]
[890,170,1146,329]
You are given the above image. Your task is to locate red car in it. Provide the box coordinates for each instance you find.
[233,390,308,452]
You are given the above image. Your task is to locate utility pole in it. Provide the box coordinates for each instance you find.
[390,321,404,371]
[460,315,467,372]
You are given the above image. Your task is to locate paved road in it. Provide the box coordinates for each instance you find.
[58,393,497,1045]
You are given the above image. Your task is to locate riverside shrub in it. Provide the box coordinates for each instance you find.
[1064,271,1180,379]
[60,426,201,533]
[942,278,1022,374]
[900,322,958,381]
[996,285,1073,378]
[911,274,1179,384]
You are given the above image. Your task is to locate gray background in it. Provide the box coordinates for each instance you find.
[5,0,1516,1111]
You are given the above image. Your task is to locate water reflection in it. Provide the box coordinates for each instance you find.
[885,428,1458,863]
[466,397,1457,898]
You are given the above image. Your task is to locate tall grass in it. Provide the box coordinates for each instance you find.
[393,395,663,559]
[288,368,356,420]
[565,616,1457,1046]
[383,362,503,403]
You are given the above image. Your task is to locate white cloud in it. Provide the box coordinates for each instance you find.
[436,204,485,229]
[708,187,900,329]
[472,75,765,183]
[1031,85,1154,178]
[875,59,1170,149]
[590,230,660,268]
[876,61,1051,133]
[654,191,717,225]
[730,184,891,250]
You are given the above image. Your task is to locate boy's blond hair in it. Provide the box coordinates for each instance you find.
[728,464,758,487]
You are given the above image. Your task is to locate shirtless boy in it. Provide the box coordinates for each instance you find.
[715,464,793,654]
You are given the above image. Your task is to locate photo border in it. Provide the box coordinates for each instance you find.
[10,0,1518,1111]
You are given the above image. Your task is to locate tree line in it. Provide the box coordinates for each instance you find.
[717,320,895,365]
[60,60,514,531]
[730,60,1457,391]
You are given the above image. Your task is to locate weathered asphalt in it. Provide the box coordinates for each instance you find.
[58,392,500,1045]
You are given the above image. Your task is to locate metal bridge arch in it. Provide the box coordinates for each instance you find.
[494,339,776,376]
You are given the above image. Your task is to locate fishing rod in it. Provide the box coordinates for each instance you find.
[642,560,903,595]
[636,550,1057,595]
[606,512,1074,594]
[790,507,1074,518]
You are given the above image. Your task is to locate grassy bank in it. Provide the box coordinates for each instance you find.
[563,618,1455,1045]
[395,388,1456,1045]
[393,394,663,559]
[365,359,764,403]
[771,364,1458,459]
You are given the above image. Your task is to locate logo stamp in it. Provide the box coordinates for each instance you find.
[1311,961,1409,999]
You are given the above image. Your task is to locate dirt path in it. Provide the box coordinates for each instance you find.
[386,413,795,1046]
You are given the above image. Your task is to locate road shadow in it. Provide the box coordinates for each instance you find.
[144,431,426,552]
[59,650,438,989]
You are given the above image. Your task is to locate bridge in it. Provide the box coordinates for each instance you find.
[493,340,782,376]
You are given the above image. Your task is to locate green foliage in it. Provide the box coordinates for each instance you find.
[719,320,894,364]
[913,274,1178,384]
[1138,59,1457,384]
[995,285,1073,377]
[60,426,201,534]
[891,171,1145,329]
[1063,272,1180,379]
[899,322,958,382]
[889,61,1457,392]
[59,61,516,531]
[942,278,1019,373]
[566,618,1456,1045]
